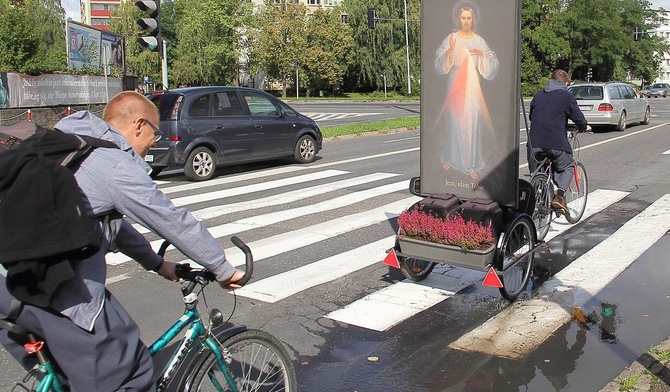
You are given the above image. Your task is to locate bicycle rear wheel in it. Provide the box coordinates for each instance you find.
[530,173,552,241]
[498,216,535,301]
[564,162,588,224]
[186,330,297,392]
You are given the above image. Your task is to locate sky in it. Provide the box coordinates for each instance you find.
[61,0,80,22]
[59,0,670,26]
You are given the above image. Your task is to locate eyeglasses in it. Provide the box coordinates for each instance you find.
[143,119,163,142]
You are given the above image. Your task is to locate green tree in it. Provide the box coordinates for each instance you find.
[0,0,66,74]
[170,0,251,86]
[341,0,420,94]
[300,7,353,96]
[250,0,307,97]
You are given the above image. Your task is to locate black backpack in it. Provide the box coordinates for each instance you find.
[0,121,119,307]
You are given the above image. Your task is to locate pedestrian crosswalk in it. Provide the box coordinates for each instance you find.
[301,112,384,122]
[109,164,669,346]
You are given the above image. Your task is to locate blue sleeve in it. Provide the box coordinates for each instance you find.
[107,158,236,282]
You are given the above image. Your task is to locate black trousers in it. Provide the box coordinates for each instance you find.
[0,276,156,392]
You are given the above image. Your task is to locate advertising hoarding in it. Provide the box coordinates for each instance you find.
[420,0,521,207]
[67,20,102,71]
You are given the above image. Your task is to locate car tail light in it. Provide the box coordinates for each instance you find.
[169,135,181,141]
[598,103,614,111]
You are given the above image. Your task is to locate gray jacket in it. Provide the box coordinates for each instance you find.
[50,111,235,331]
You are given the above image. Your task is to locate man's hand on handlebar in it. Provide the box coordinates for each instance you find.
[157,260,179,282]
[585,125,592,133]
[218,269,246,290]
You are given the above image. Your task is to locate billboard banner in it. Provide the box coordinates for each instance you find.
[67,20,102,71]
[3,72,122,108]
[420,0,521,207]
[101,31,125,73]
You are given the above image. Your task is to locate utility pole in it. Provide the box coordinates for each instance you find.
[404,0,411,95]
[368,5,418,96]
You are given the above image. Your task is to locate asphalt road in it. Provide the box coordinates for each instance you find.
[1,98,670,391]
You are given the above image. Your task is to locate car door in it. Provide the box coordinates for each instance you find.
[239,90,295,158]
[210,90,255,162]
[623,85,644,121]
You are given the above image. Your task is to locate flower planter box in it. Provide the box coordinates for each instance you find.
[397,236,496,270]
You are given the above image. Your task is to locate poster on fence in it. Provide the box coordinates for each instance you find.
[1,72,122,108]
[67,20,102,71]
[420,0,521,207]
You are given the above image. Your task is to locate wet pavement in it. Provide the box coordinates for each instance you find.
[296,234,670,391]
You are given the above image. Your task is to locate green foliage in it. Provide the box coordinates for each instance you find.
[341,0,420,94]
[0,0,66,74]
[300,7,354,96]
[321,115,419,138]
[250,0,308,97]
[170,0,251,87]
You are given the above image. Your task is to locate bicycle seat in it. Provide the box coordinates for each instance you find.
[533,150,551,163]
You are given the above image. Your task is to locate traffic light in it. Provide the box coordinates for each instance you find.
[367,8,376,29]
[136,0,161,53]
[587,67,593,81]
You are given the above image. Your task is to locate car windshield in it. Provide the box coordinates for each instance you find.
[568,86,603,100]
[652,84,665,88]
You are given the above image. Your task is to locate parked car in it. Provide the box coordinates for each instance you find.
[567,82,650,131]
[146,86,323,181]
[647,83,670,98]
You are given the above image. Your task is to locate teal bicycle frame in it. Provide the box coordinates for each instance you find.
[149,302,245,392]
[19,236,255,392]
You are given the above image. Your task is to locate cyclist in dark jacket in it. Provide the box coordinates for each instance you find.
[529,69,591,217]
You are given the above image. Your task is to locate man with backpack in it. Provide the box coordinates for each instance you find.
[0,91,244,391]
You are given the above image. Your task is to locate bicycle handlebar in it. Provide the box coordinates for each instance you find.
[156,235,254,287]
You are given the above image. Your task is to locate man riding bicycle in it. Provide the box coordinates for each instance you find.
[529,69,591,218]
[0,91,245,391]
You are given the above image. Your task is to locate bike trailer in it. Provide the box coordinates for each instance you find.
[416,193,460,220]
[458,198,504,238]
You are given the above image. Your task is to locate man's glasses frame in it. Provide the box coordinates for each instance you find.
[143,119,163,142]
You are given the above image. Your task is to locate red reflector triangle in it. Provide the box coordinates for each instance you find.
[482,267,503,288]
[382,249,400,269]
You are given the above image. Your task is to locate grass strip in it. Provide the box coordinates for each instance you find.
[321,116,420,138]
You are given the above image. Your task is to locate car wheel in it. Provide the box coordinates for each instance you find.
[184,147,216,181]
[294,135,317,163]
[615,111,627,132]
[642,107,651,125]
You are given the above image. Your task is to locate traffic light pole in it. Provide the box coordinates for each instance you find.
[162,40,168,89]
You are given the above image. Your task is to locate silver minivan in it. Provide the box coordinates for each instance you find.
[568,82,650,131]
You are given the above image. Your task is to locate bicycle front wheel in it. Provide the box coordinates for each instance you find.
[186,330,297,392]
[564,162,588,224]
[530,172,552,241]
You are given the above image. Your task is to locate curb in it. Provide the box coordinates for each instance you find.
[600,336,670,392]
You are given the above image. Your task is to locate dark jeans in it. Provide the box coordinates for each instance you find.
[0,276,156,392]
[530,147,575,191]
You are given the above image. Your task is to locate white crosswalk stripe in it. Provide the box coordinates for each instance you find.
[301,112,383,122]
[109,167,666,343]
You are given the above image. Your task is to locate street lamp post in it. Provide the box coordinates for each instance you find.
[404,0,411,95]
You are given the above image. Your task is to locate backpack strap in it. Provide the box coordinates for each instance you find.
[0,297,28,335]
